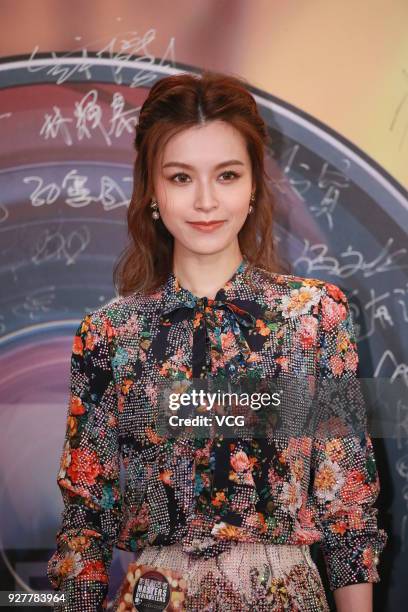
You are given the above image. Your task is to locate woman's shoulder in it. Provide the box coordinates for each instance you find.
[249,265,350,318]
[251,265,346,296]
[80,288,161,331]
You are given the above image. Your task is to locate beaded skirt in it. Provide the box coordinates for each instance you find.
[111,542,330,612]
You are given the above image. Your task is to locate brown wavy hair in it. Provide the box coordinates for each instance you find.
[113,70,289,297]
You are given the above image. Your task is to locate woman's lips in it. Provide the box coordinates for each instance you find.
[187,221,225,232]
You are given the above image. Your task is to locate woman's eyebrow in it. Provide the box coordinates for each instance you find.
[162,159,245,170]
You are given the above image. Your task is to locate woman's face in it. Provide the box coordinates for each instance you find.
[152,120,255,257]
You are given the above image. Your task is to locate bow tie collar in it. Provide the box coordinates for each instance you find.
[159,257,259,328]
[160,294,257,328]
[158,258,263,379]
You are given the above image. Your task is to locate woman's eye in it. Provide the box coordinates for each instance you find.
[170,173,191,183]
[220,171,239,181]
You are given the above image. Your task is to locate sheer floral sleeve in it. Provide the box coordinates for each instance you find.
[311,282,387,591]
[47,313,122,611]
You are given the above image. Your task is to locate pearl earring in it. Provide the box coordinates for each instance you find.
[150,197,160,220]
[248,192,256,214]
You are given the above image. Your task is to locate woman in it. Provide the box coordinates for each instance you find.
[47,71,387,611]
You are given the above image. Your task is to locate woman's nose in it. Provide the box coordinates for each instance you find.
[194,189,218,210]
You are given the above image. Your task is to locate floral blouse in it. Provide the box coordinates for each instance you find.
[47,257,387,610]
